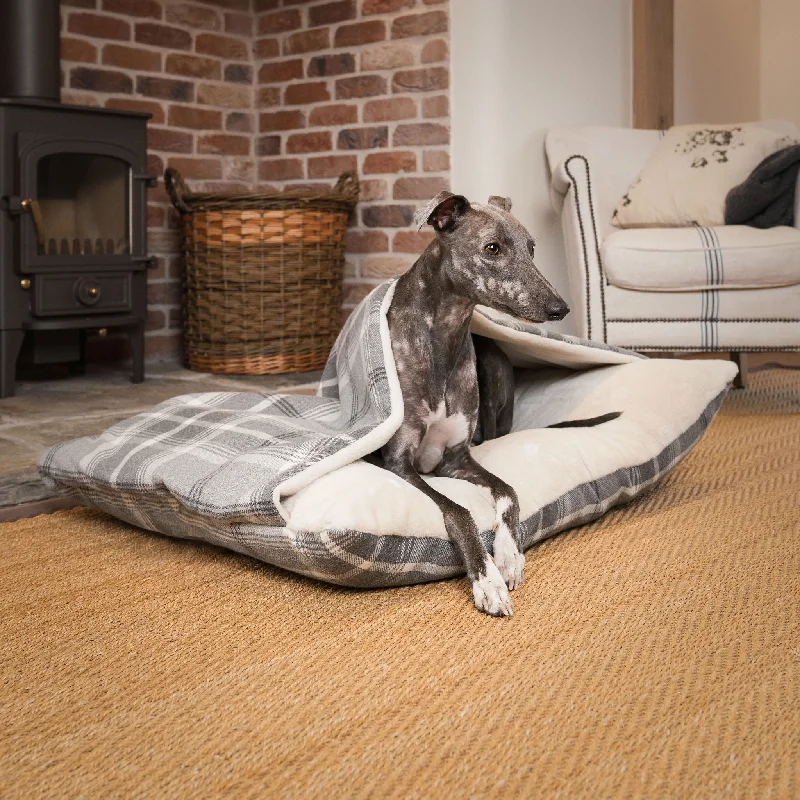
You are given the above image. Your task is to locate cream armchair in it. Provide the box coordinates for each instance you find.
[545,123,800,383]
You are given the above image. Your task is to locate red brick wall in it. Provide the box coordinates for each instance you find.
[253,0,450,311]
[57,0,449,362]
[60,0,256,362]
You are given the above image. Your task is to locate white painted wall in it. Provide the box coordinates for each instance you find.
[450,0,632,331]
[674,0,800,129]
[760,0,800,128]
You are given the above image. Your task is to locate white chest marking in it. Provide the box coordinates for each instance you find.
[415,401,469,473]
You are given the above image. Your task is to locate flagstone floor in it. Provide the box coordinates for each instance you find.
[0,362,320,520]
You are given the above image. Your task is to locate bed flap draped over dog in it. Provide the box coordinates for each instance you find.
[39,280,738,588]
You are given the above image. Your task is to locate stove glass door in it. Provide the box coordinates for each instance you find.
[35,153,130,256]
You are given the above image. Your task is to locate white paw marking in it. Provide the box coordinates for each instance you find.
[494,496,512,526]
[472,556,513,617]
[416,401,469,473]
[493,523,525,591]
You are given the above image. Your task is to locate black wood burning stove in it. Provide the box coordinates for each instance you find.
[0,0,153,398]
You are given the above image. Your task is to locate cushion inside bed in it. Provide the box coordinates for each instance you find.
[283,358,734,538]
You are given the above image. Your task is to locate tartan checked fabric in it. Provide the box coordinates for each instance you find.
[39,278,731,588]
[40,280,401,526]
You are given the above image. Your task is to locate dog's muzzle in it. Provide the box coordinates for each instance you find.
[545,299,570,321]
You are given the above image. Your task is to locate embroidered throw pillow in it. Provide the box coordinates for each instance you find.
[612,123,790,228]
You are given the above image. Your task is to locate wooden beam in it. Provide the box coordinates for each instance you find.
[633,0,674,129]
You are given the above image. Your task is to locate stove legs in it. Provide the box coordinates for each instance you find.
[128,322,144,384]
[1,324,145,397]
[67,330,86,375]
[1,329,24,398]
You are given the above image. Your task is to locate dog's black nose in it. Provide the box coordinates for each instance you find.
[546,299,569,321]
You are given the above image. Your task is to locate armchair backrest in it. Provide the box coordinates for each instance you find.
[545,121,800,237]
[545,126,660,237]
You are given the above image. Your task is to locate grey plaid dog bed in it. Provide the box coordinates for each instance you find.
[39,280,737,588]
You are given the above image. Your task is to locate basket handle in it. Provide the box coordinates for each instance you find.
[164,167,191,214]
[334,170,359,199]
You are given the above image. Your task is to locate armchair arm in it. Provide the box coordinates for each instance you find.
[549,157,574,206]
[552,154,609,343]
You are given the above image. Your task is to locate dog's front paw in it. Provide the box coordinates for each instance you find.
[472,557,513,617]
[493,524,525,590]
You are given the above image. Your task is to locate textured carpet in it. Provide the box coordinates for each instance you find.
[2,368,798,799]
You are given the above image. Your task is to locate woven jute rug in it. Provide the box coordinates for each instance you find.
[2,368,798,799]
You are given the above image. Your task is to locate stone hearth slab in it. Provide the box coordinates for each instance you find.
[0,363,320,510]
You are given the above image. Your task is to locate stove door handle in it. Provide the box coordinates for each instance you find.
[21,198,47,251]
[133,174,159,189]
[3,195,23,214]
[4,197,47,250]
[131,256,158,270]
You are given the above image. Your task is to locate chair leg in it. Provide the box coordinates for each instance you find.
[731,352,749,389]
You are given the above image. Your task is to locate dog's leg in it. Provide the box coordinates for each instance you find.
[383,453,513,616]
[435,446,525,590]
[472,415,484,446]
[477,395,498,443]
[496,395,514,438]
[473,334,510,444]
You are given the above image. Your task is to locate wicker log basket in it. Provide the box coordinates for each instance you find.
[164,168,359,375]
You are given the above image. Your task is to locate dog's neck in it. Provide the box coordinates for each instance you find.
[393,243,476,368]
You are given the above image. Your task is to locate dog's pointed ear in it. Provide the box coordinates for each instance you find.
[488,195,512,212]
[414,191,470,232]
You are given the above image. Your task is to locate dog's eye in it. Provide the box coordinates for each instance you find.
[483,242,500,256]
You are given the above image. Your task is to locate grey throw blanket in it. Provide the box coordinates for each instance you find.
[725,144,800,228]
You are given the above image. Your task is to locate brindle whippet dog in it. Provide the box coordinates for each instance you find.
[381,192,571,617]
